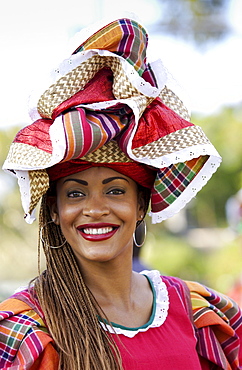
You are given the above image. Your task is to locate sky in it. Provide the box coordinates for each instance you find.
[0,0,241,129]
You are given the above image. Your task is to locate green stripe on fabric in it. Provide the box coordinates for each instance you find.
[68,110,84,158]
[88,120,103,152]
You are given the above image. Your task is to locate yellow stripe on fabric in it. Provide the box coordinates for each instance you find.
[63,112,78,161]
[185,280,212,297]
[74,19,147,74]
[79,21,123,54]
[190,292,210,309]
[185,156,209,173]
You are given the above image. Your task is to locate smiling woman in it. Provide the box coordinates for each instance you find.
[1,14,241,370]
[51,167,143,264]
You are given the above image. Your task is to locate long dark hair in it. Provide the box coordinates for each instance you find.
[33,183,151,369]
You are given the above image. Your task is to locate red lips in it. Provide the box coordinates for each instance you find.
[77,223,119,242]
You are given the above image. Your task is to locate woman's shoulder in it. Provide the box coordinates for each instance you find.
[146,271,242,323]
[144,270,190,293]
[143,270,191,310]
[0,288,58,369]
[148,272,242,368]
[0,286,44,321]
[0,288,44,324]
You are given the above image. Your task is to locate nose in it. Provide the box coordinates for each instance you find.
[82,195,110,219]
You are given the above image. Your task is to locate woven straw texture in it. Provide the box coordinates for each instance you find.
[37,54,189,122]
[38,55,145,119]
[160,86,190,121]
[29,170,49,214]
[132,126,210,159]
[6,143,52,168]
[81,140,132,163]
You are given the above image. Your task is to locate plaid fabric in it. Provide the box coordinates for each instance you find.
[1,281,241,369]
[186,280,242,370]
[0,295,58,369]
[165,276,242,370]
[151,156,209,212]
[73,18,150,79]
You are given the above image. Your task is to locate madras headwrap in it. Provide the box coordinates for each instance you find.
[3,14,222,224]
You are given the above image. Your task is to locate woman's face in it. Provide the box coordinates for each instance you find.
[50,167,144,267]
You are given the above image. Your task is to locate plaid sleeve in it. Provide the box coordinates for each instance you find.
[185,280,242,370]
[0,298,58,369]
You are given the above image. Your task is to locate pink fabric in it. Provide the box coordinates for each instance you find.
[109,278,210,369]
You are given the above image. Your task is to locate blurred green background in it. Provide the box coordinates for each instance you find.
[1,104,242,302]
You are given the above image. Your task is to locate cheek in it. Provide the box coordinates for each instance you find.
[120,199,140,222]
[56,201,79,226]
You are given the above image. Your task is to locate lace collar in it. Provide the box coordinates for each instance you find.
[100,270,169,338]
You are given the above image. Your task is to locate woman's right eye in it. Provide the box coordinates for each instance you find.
[67,191,85,198]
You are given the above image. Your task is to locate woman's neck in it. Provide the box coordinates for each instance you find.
[79,258,153,327]
[80,256,135,304]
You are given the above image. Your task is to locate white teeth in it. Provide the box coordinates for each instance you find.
[83,227,113,235]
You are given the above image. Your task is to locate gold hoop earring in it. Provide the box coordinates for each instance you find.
[40,220,67,249]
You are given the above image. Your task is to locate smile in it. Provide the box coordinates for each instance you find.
[83,227,114,235]
[77,224,119,241]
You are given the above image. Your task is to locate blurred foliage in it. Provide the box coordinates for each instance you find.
[0,128,43,300]
[0,102,242,300]
[142,228,242,294]
[190,105,242,227]
[155,0,231,46]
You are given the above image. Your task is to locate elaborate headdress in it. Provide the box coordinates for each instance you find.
[3,14,221,224]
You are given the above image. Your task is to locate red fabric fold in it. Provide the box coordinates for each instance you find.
[14,119,53,154]
[132,98,193,149]
[52,68,115,120]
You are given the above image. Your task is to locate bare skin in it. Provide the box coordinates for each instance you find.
[50,167,153,328]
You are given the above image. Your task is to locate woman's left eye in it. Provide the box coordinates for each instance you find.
[107,188,125,195]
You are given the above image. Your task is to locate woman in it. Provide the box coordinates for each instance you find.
[1,15,241,369]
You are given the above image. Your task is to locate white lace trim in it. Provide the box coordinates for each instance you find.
[16,170,36,224]
[28,48,166,122]
[100,270,169,338]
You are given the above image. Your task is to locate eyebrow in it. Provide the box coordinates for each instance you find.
[102,177,129,184]
[63,179,88,185]
[63,176,129,186]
